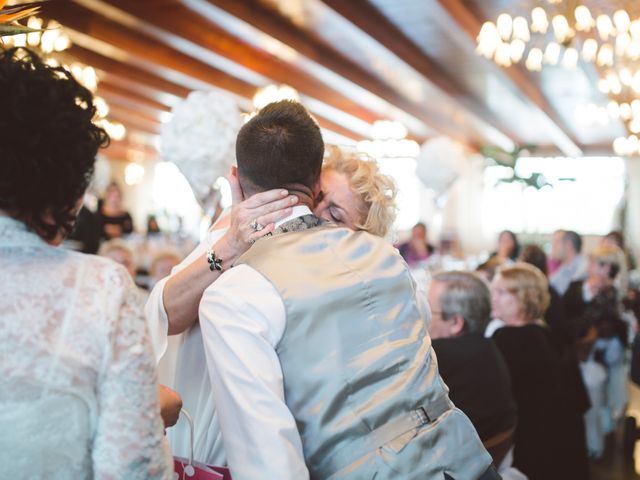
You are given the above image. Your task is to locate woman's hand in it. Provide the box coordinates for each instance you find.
[215,168,298,263]
[159,385,183,429]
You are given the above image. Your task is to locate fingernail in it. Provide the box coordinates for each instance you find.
[290,196,298,204]
[280,190,288,196]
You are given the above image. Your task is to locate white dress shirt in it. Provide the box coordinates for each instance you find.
[198,206,431,480]
[145,212,230,465]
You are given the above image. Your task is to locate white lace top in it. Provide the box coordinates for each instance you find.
[0,217,173,479]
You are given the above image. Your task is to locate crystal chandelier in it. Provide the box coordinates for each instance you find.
[476,1,638,72]
[2,16,126,141]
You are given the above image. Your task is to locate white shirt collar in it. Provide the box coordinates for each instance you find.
[275,205,313,228]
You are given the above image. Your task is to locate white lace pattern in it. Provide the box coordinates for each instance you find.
[0,217,173,479]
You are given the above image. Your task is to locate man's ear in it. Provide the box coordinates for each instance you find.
[311,177,322,201]
[449,315,466,337]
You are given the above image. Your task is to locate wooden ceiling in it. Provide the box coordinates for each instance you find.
[38,0,625,161]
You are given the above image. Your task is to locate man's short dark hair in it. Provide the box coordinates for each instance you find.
[563,230,582,253]
[236,100,324,194]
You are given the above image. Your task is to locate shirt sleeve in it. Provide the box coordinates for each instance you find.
[198,265,309,480]
[144,226,227,363]
[93,267,173,479]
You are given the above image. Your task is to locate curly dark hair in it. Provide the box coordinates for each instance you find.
[0,47,109,240]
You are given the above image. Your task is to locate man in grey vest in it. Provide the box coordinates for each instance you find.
[199,100,497,479]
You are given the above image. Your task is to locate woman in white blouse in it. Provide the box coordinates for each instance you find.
[0,48,172,479]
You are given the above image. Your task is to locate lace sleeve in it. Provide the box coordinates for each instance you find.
[92,266,173,479]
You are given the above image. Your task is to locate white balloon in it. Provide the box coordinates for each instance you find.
[160,90,242,207]
[415,137,466,196]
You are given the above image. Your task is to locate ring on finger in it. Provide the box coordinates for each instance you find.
[250,219,265,231]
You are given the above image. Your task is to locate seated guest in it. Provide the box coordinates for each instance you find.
[563,244,621,321]
[550,229,588,295]
[397,222,435,267]
[66,200,101,254]
[98,239,138,280]
[149,249,182,288]
[147,147,399,465]
[519,244,572,352]
[98,182,134,240]
[428,272,517,459]
[491,263,589,480]
[0,48,172,478]
[489,230,520,263]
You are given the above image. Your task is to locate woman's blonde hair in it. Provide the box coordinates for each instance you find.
[496,262,550,323]
[323,146,397,237]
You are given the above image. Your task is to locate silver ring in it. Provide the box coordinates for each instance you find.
[250,219,264,231]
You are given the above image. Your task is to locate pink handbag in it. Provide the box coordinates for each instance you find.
[173,409,232,480]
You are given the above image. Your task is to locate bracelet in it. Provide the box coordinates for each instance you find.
[205,249,224,272]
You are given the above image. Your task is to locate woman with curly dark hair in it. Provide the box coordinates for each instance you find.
[0,48,173,478]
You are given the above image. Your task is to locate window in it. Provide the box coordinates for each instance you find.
[482,156,625,235]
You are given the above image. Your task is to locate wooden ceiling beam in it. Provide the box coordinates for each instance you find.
[63,0,384,124]
[104,97,165,124]
[67,44,192,99]
[108,109,161,136]
[98,80,172,113]
[44,2,367,142]
[201,0,469,143]
[42,2,257,97]
[102,140,159,161]
[435,0,583,157]
[319,0,520,146]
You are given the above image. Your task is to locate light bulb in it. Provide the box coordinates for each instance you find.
[544,42,561,65]
[596,15,614,41]
[620,68,633,85]
[525,48,543,71]
[582,38,598,62]
[631,20,640,39]
[531,7,549,34]
[613,10,631,33]
[552,15,572,43]
[617,32,631,56]
[512,16,530,41]
[574,6,594,31]
[510,39,526,62]
[596,43,614,66]
[562,47,578,69]
[620,103,632,120]
[497,14,513,41]
[495,42,512,66]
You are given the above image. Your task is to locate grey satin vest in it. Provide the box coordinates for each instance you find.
[238,223,492,479]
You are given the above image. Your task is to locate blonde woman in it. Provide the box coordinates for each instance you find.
[315,146,397,238]
[490,263,589,480]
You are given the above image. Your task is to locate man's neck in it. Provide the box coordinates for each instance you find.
[284,186,315,211]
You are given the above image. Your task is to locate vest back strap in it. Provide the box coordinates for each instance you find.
[328,395,452,476]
